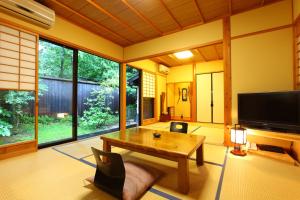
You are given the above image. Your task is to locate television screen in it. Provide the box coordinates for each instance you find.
[238,91,300,132]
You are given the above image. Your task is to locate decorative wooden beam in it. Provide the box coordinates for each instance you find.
[86,0,146,39]
[159,0,182,30]
[192,0,205,23]
[50,0,133,44]
[223,16,232,146]
[196,48,207,62]
[121,0,163,35]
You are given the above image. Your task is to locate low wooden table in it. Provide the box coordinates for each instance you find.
[100,128,205,194]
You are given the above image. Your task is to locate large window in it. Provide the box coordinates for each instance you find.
[77,51,120,137]
[38,39,120,145]
[0,91,35,145]
[38,40,73,145]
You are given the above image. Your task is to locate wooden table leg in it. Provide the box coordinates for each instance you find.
[102,140,111,163]
[178,157,189,194]
[196,144,204,166]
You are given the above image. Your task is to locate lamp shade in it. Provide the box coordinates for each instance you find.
[230,126,247,144]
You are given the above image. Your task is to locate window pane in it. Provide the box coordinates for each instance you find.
[78,51,119,136]
[0,91,35,146]
[38,40,73,144]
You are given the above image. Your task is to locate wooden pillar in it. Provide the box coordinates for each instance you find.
[120,63,127,131]
[223,16,232,146]
[191,63,197,122]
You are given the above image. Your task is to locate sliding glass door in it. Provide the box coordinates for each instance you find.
[77,51,120,137]
[38,39,120,146]
[126,65,141,127]
[38,40,73,145]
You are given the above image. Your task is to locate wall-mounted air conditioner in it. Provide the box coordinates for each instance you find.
[158,64,170,75]
[0,0,55,29]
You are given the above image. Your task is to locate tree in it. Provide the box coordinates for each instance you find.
[39,40,73,79]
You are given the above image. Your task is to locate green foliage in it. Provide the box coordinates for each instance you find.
[39,40,73,79]
[59,115,72,124]
[78,51,120,82]
[20,114,34,124]
[38,115,55,125]
[81,83,119,129]
[0,120,12,137]
[0,107,12,137]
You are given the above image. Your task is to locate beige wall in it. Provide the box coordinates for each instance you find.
[167,65,193,83]
[0,12,123,60]
[293,0,300,20]
[231,28,294,123]
[231,0,292,37]
[128,60,158,73]
[196,60,223,74]
[124,20,223,61]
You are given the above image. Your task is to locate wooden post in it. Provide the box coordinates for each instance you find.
[120,63,127,131]
[191,63,197,122]
[223,16,232,146]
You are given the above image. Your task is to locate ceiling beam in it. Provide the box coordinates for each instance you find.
[152,57,170,67]
[229,0,232,15]
[50,0,133,44]
[86,0,147,39]
[192,0,205,23]
[121,0,163,35]
[214,45,220,60]
[159,0,182,30]
[196,49,207,62]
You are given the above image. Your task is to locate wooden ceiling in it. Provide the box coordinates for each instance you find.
[39,0,282,47]
[151,43,223,67]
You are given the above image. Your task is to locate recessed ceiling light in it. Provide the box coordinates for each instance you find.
[174,50,193,59]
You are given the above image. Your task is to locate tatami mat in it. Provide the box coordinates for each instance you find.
[191,144,227,165]
[54,136,102,159]
[2,125,300,200]
[83,150,222,200]
[192,127,224,145]
[220,153,300,200]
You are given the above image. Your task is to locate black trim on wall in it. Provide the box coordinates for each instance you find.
[73,49,78,141]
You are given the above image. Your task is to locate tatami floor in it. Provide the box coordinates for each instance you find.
[1,122,300,200]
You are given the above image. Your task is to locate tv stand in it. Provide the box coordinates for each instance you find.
[246,128,300,163]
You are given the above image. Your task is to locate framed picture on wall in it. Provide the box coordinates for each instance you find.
[182,88,187,101]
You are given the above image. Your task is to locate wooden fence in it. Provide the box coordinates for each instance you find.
[38,77,120,116]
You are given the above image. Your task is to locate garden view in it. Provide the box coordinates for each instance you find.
[0,40,139,146]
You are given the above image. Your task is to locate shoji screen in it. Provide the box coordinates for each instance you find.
[143,71,155,98]
[0,24,37,90]
[212,72,224,123]
[143,71,156,121]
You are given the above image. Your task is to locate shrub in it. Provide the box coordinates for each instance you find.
[0,120,12,137]
[59,115,72,123]
[39,115,55,125]
[20,114,35,124]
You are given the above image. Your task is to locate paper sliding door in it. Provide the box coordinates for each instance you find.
[196,74,212,122]
[212,72,224,123]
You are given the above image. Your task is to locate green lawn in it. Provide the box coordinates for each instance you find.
[0,122,117,145]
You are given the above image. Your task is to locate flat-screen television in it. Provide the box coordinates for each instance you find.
[238,91,300,133]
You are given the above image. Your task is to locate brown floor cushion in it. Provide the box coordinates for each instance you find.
[86,161,161,200]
